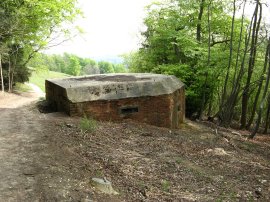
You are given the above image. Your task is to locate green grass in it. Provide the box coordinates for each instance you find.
[14,82,32,92]
[79,116,97,133]
[161,180,170,192]
[29,70,70,92]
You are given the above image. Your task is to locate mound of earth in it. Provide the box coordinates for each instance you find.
[0,88,269,201]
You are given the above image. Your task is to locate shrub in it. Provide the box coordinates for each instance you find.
[79,116,97,133]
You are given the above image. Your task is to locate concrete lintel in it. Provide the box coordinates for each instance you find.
[46,73,184,103]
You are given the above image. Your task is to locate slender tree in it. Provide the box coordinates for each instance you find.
[218,0,247,127]
[0,0,81,91]
[197,0,205,42]
[247,34,270,129]
[241,1,262,129]
[199,0,211,119]
[0,54,3,92]
[221,0,236,107]
[232,0,247,86]
[263,94,270,134]
[124,0,269,127]
[250,36,270,138]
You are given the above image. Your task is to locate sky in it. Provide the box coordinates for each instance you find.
[46,0,153,59]
[46,0,270,60]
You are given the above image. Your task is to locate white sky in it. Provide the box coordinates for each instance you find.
[46,0,153,58]
[46,0,270,59]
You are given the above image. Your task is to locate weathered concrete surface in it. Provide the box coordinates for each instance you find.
[46,73,185,128]
[46,73,184,103]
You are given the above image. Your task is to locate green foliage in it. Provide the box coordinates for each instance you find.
[79,116,97,133]
[0,0,81,91]
[124,0,266,119]
[80,58,99,74]
[29,53,127,76]
[98,61,115,74]
[13,83,32,92]
[66,55,81,76]
[113,63,127,73]
[29,70,69,92]
[161,180,170,192]
[2,46,31,86]
[122,52,151,73]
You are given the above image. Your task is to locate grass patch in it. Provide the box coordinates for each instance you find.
[29,70,70,92]
[239,141,260,152]
[161,180,170,192]
[13,83,32,92]
[95,170,104,178]
[79,116,97,133]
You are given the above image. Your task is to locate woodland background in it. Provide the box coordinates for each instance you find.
[1,0,270,138]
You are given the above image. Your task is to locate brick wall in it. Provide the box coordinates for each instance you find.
[70,88,184,129]
[45,80,70,112]
[46,80,185,128]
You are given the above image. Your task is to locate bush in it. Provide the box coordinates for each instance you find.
[79,116,97,133]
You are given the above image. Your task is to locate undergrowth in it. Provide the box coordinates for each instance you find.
[79,116,97,133]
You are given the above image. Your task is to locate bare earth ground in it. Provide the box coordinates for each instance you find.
[0,88,270,201]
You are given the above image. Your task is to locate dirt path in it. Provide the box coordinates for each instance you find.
[0,87,43,201]
[0,105,42,200]
[1,85,270,201]
[0,86,91,201]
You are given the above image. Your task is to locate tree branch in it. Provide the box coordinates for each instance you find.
[211,39,230,47]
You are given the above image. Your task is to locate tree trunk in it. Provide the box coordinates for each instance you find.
[240,2,261,129]
[9,46,19,92]
[221,0,236,107]
[232,0,247,86]
[217,0,250,127]
[199,0,211,119]
[8,57,12,92]
[196,0,205,42]
[0,54,4,93]
[250,36,270,139]
[263,95,270,134]
[246,37,270,129]
[207,91,213,117]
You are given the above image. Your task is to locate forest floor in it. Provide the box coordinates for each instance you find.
[0,87,270,201]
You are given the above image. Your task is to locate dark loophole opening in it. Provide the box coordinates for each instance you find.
[121,106,138,114]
